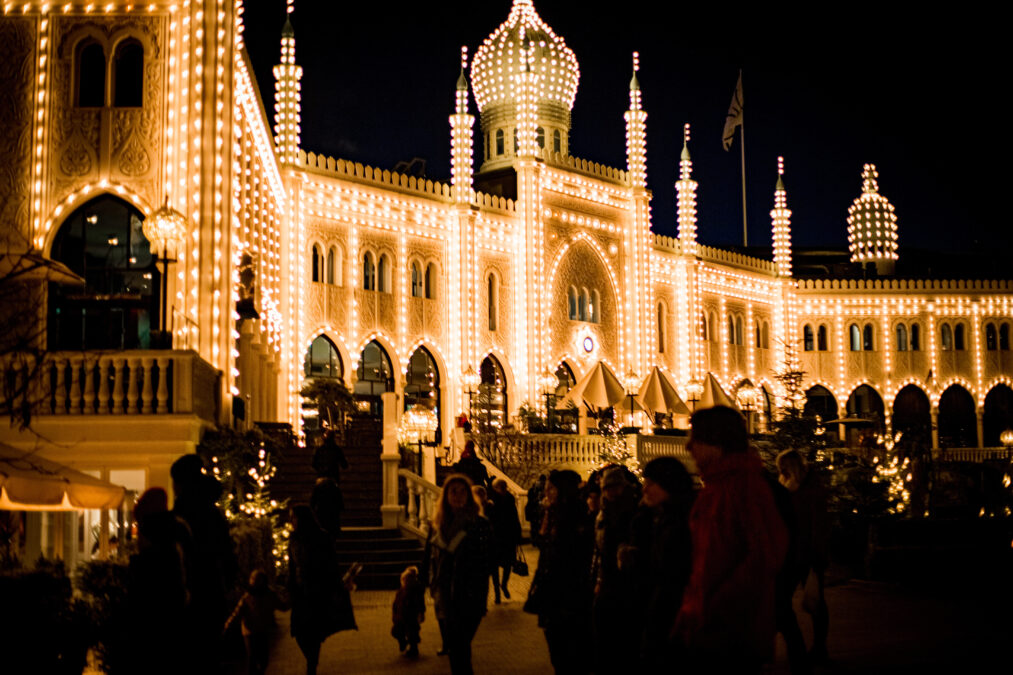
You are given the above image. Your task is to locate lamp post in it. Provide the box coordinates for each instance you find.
[399,403,439,477]
[538,367,556,433]
[624,367,639,430]
[462,364,480,423]
[141,197,187,349]
[686,378,703,413]
[738,382,757,435]
[1001,428,1013,460]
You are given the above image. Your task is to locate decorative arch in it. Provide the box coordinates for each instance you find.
[938,383,977,447]
[310,242,323,282]
[304,334,344,380]
[112,37,144,107]
[983,383,1013,447]
[845,383,885,432]
[42,182,154,252]
[478,347,516,419]
[477,352,509,432]
[933,376,976,407]
[410,258,424,297]
[891,384,931,441]
[404,344,443,441]
[424,261,437,300]
[303,327,353,381]
[803,383,839,422]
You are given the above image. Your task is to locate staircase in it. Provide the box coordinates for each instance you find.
[336,528,426,590]
[265,417,383,528]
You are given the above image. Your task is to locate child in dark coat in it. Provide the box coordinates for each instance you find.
[237,569,285,675]
[391,565,426,657]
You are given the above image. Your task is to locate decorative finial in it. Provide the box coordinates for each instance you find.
[457,46,469,90]
[862,163,879,193]
[681,122,691,161]
[776,156,785,190]
[630,51,640,91]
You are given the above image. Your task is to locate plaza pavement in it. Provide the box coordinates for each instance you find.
[262,545,1010,674]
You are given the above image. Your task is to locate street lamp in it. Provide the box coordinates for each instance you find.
[686,378,703,413]
[462,364,480,422]
[142,197,187,348]
[399,403,439,476]
[538,367,557,433]
[738,382,757,434]
[1000,428,1013,459]
[624,367,640,430]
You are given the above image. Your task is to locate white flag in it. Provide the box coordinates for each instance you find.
[722,71,743,151]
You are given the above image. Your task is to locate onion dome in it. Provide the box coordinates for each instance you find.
[847,163,898,263]
[470,0,580,114]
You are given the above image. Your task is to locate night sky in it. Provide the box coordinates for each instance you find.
[241,1,1005,259]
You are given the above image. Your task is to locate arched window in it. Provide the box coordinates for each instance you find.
[513,128,518,154]
[477,355,508,432]
[425,263,435,299]
[536,126,545,149]
[591,289,600,323]
[910,323,921,350]
[578,288,588,322]
[362,252,375,290]
[304,335,343,379]
[405,347,442,441]
[354,340,394,399]
[77,41,106,107]
[553,129,562,154]
[803,324,814,351]
[709,312,718,341]
[754,320,761,349]
[735,317,744,346]
[311,244,322,282]
[657,302,667,353]
[495,129,504,155]
[484,133,489,162]
[896,323,908,351]
[326,246,336,285]
[940,323,952,351]
[728,316,735,344]
[954,323,965,350]
[410,262,422,297]
[817,324,828,351]
[700,312,708,340]
[568,286,577,320]
[377,253,391,293]
[863,323,874,351]
[1001,323,1010,350]
[762,322,770,349]
[986,323,998,351]
[487,273,498,331]
[113,39,143,107]
[849,324,861,351]
[48,195,158,350]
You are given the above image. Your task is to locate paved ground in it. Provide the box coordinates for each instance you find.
[260,545,1010,674]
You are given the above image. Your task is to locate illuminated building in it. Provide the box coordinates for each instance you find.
[1,0,1011,559]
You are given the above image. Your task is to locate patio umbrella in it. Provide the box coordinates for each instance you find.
[0,443,125,511]
[637,366,689,416]
[699,372,738,410]
[0,251,84,285]
[555,361,626,410]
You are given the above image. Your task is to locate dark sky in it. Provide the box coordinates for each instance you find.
[242,1,1006,258]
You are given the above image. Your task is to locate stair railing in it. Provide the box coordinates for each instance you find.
[398,468,440,538]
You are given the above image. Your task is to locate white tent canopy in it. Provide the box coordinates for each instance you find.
[555,360,626,411]
[0,444,125,511]
[699,372,738,410]
[638,367,689,416]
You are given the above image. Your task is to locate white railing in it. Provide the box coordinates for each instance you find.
[936,447,1011,462]
[0,349,220,421]
[635,434,694,469]
[398,469,440,538]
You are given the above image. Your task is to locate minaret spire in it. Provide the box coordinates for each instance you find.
[771,156,793,278]
[676,123,698,254]
[624,51,647,188]
[273,0,302,165]
[450,46,475,203]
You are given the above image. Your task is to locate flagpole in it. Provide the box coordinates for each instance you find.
[740,71,747,247]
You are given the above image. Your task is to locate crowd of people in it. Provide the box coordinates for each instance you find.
[513,404,830,674]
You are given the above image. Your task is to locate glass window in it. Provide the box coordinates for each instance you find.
[48,195,158,350]
[553,129,561,154]
[536,126,545,149]
[954,323,965,351]
[411,262,422,297]
[377,254,390,293]
[578,289,588,322]
[354,340,394,398]
[986,323,997,351]
[568,287,577,320]
[113,39,143,107]
[863,324,874,351]
[304,335,342,379]
[326,247,335,285]
[910,323,921,350]
[477,355,507,432]
[896,324,908,351]
[495,129,504,155]
[78,42,105,107]
[658,303,666,353]
[311,245,321,282]
[488,274,497,331]
[940,323,952,351]
[1001,323,1010,350]
[362,252,375,290]
[849,324,861,351]
[425,263,435,299]
[817,324,828,351]
[591,289,600,323]
[803,324,814,352]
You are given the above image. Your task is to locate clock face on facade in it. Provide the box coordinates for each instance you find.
[583,336,594,353]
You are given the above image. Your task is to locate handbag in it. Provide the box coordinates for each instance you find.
[512,545,529,577]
